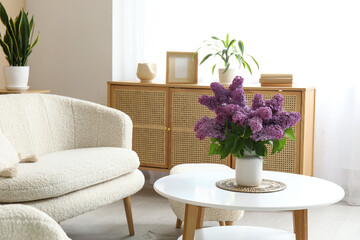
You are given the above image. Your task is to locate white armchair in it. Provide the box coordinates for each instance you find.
[0,94,144,236]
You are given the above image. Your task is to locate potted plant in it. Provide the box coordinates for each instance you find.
[194,33,259,84]
[194,76,301,187]
[0,3,39,90]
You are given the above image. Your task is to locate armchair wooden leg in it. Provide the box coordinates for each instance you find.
[176,218,182,228]
[225,221,233,226]
[219,221,225,226]
[123,196,135,236]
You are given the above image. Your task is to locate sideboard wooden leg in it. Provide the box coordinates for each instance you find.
[183,204,199,240]
[196,207,205,229]
[225,221,234,226]
[176,218,182,228]
[293,209,308,240]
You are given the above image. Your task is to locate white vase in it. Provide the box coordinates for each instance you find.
[136,63,157,82]
[218,68,238,84]
[235,153,263,187]
[4,66,30,90]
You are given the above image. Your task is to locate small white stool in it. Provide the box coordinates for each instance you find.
[169,163,244,228]
[177,226,295,240]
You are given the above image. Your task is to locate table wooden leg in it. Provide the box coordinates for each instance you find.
[183,204,199,240]
[196,207,205,229]
[293,209,308,240]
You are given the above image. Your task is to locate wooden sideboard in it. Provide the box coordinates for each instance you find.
[108,81,315,176]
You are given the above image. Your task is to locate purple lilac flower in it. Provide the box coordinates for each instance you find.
[248,116,263,132]
[256,107,272,120]
[215,104,242,124]
[251,125,284,141]
[271,112,301,130]
[232,88,248,107]
[229,76,244,93]
[210,82,229,104]
[198,95,219,111]
[232,110,248,127]
[252,93,265,109]
[265,93,284,114]
[194,116,225,140]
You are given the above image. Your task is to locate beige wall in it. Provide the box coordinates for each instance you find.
[26,0,112,105]
[0,0,26,88]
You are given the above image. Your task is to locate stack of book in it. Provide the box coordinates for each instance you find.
[259,74,293,87]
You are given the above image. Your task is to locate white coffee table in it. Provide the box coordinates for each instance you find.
[154,170,344,240]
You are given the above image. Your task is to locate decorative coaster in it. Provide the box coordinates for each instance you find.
[216,178,286,193]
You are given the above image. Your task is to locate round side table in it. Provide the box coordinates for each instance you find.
[154,170,344,240]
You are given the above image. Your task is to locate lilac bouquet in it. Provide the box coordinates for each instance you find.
[194,76,301,159]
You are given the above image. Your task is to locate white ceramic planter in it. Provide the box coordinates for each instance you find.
[4,66,30,90]
[136,63,157,82]
[235,153,263,187]
[218,68,238,84]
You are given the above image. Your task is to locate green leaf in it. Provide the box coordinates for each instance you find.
[200,53,212,65]
[211,36,220,40]
[0,3,9,27]
[243,124,252,138]
[209,142,218,155]
[244,139,254,153]
[278,137,286,152]
[20,10,30,65]
[284,127,296,140]
[255,141,267,157]
[192,52,198,62]
[29,33,39,50]
[238,40,244,55]
[225,33,229,47]
[211,64,216,74]
[248,54,259,69]
[223,62,230,73]
[272,139,280,154]
[243,60,253,75]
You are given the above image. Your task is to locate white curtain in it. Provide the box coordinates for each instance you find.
[115,0,360,204]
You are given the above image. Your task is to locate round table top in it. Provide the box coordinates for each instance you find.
[154,170,345,211]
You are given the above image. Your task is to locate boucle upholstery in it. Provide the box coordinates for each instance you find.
[0,132,20,178]
[0,94,144,226]
[169,164,244,222]
[0,205,70,240]
[0,147,139,202]
[24,170,145,222]
[0,94,132,157]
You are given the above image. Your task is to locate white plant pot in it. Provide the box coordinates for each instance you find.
[4,66,30,90]
[218,68,238,84]
[235,153,263,187]
[137,63,157,82]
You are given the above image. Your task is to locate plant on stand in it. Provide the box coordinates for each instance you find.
[194,33,259,84]
[0,3,39,90]
[194,76,301,187]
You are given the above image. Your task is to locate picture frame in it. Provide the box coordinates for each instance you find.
[166,51,198,84]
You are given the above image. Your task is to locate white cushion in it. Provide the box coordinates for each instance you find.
[0,132,19,178]
[0,147,139,203]
[0,204,70,240]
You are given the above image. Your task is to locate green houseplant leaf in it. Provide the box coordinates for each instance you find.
[0,4,39,66]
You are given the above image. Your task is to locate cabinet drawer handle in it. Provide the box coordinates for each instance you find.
[167,128,171,131]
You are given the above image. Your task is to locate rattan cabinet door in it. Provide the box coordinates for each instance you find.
[245,90,302,173]
[111,86,168,168]
[170,89,230,168]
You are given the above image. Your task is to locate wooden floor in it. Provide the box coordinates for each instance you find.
[61,183,360,240]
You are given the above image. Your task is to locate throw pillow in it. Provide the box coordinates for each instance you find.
[0,132,20,178]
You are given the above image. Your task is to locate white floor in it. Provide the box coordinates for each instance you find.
[61,183,360,240]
